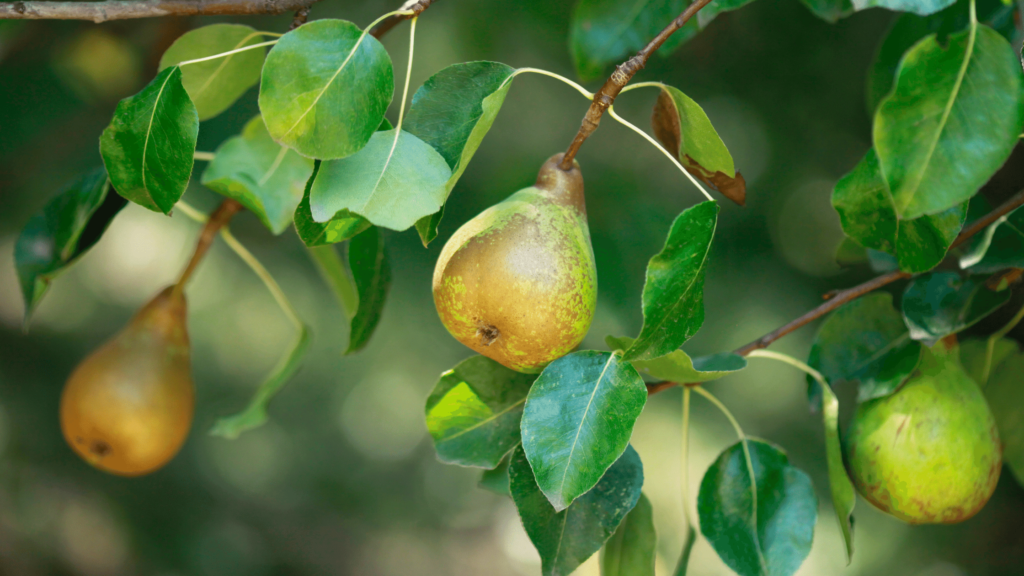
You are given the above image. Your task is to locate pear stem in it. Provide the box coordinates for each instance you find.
[172,199,244,299]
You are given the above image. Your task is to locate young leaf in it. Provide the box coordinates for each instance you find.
[346,226,391,354]
[15,169,126,322]
[959,206,1024,273]
[479,455,512,496]
[570,0,698,81]
[806,293,922,402]
[259,19,393,159]
[100,66,198,214]
[874,25,1024,220]
[853,0,955,16]
[624,201,718,362]
[600,492,656,576]
[425,355,536,468]
[832,148,966,274]
[404,61,516,245]
[309,129,452,231]
[201,115,314,234]
[606,335,746,383]
[509,445,644,576]
[816,378,856,563]
[960,338,1024,487]
[698,439,818,576]
[651,86,745,206]
[521,351,647,511]
[159,24,266,121]
[902,272,1011,341]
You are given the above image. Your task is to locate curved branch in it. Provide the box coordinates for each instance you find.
[370,0,435,39]
[0,0,325,22]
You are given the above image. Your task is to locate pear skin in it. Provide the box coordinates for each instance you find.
[845,344,1001,524]
[433,153,597,373]
[61,287,194,476]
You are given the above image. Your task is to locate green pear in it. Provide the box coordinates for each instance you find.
[433,153,597,373]
[845,343,1001,524]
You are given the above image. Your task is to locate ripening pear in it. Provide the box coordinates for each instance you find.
[61,286,194,476]
[845,343,1001,524]
[433,153,597,373]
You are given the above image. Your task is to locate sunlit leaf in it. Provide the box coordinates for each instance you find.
[607,335,746,383]
[901,272,1011,341]
[294,161,372,247]
[346,226,391,354]
[600,492,656,576]
[853,0,955,16]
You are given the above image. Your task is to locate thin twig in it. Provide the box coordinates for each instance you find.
[0,0,324,22]
[172,199,244,299]
[559,0,716,170]
[370,0,434,39]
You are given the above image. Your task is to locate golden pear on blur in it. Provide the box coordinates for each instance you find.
[432,153,597,373]
[61,286,193,476]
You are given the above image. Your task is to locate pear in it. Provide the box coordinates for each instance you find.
[845,343,1001,524]
[61,286,194,476]
[433,153,597,373]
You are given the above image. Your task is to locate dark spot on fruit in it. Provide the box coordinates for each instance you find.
[477,323,500,346]
[89,439,111,458]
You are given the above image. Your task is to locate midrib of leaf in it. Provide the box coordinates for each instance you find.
[193,31,262,99]
[592,0,652,63]
[550,503,572,573]
[894,15,978,214]
[351,230,384,341]
[258,145,290,187]
[739,439,769,576]
[141,67,177,200]
[848,331,911,375]
[437,397,526,443]
[359,130,403,213]
[556,354,617,504]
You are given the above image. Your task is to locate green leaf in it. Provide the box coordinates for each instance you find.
[606,335,746,383]
[874,24,1024,220]
[959,337,1019,386]
[651,86,745,206]
[835,237,869,266]
[624,201,718,362]
[570,0,698,81]
[201,115,314,234]
[100,66,198,214]
[833,148,966,274]
[521,351,647,511]
[425,355,536,468]
[817,379,856,564]
[210,324,311,439]
[959,206,1024,273]
[797,0,854,22]
[346,226,390,354]
[672,527,698,576]
[600,492,656,576]
[258,19,393,160]
[294,169,371,248]
[807,293,922,402]
[310,129,452,231]
[15,169,126,322]
[698,439,818,576]
[305,244,359,320]
[479,455,512,496]
[159,24,266,121]
[853,0,955,16]
[405,61,516,244]
[902,272,1011,341]
[961,338,1024,487]
[510,444,644,576]
[698,0,761,27]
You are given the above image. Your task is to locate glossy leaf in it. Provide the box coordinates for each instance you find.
[807,293,922,402]
[902,272,1011,341]
[159,24,265,120]
[346,226,390,354]
[624,201,718,362]
[15,169,126,321]
[959,206,1024,273]
[816,378,856,563]
[100,66,198,214]
[294,161,372,247]
[510,445,644,576]
[201,115,313,234]
[479,455,512,496]
[600,492,656,576]
[521,351,647,511]
[652,86,745,206]
[833,148,966,274]
[425,355,536,468]
[259,19,393,159]
[698,439,818,576]
[570,0,698,81]
[607,335,746,383]
[961,338,1024,486]
[874,24,1024,220]
[853,0,955,15]
[310,129,452,231]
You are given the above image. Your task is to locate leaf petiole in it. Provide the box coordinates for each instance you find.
[980,300,1024,384]
[513,68,595,100]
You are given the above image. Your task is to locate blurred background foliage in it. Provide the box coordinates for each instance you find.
[2,0,1024,574]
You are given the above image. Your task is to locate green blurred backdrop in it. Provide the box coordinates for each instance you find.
[2,0,1024,574]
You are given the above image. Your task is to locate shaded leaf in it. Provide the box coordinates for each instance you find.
[652,86,745,206]
[902,272,1011,341]
[959,206,1024,273]
[310,129,452,231]
[624,201,718,362]
[259,19,393,159]
[15,169,126,322]
[698,439,818,576]
[294,161,372,247]
[346,226,390,354]
[807,293,922,402]
[600,492,656,576]
[672,526,697,576]
[305,244,358,320]
[853,0,955,15]
[479,455,512,496]
[698,0,762,27]
[874,24,1024,219]
[959,337,1018,386]
[521,351,647,511]
[961,338,1024,488]
[159,24,266,120]
[100,66,198,214]
[426,355,536,468]
[816,378,856,563]
[510,445,644,576]
[607,335,746,383]
[201,115,313,234]
[797,0,854,22]
[835,237,869,266]
[414,206,445,247]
